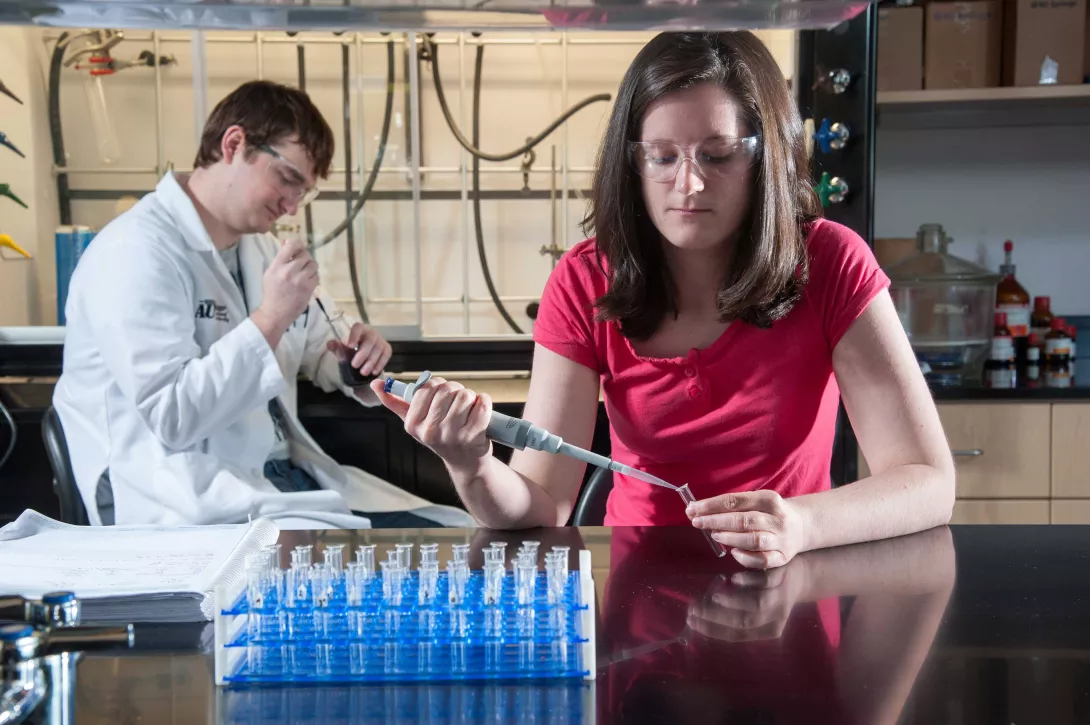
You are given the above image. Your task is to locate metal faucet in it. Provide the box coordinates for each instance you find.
[0,592,134,725]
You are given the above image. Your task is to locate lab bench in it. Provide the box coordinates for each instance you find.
[32,524,1090,725]
[3,341,1090,526]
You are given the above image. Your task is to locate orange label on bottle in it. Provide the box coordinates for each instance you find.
[996,304,1031,337]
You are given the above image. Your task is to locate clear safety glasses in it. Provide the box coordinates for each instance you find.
[627,136,761,183]
[257,144,320,208]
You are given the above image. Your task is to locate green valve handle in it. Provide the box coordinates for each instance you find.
[814,172,849,207]
[0,183,27,209]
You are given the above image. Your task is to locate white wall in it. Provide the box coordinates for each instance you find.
[4,27,795,334]
[0,26,60,326]
[875,123,1090,318]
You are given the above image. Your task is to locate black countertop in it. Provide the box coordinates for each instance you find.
[3,340,1090,401]
[34,524,1090,724]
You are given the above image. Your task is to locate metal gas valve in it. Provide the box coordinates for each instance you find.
[813,119,851,153]
[815,172,849,206]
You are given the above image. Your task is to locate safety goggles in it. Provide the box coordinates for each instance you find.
[627,136,761,183]
[257,144,320,208]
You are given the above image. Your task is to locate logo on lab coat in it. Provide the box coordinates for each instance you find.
[195,299,229,322]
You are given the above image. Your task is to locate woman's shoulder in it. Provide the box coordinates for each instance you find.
[550,237,610,294]
[803,218,883,280]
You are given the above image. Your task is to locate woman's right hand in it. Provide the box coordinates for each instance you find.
[368,377,494,475]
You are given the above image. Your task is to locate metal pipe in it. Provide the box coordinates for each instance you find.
[256,32,263,79]
[561,30,570,252]
[153,31,164,176]
[44,31,652,48]
[458,32,471,336]
[407,32,424,334]
[355,32,368,312]
[52,164,596,176]
[190,30,208,147]
[343,295,542,305]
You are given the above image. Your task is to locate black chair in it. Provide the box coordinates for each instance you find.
[41,407,89,525]
[570,466,614,526]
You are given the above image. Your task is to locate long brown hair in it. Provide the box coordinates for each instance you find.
[584,32,821,338]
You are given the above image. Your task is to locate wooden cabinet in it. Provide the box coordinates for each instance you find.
[952,500,1049,525]
[1051,404,1090,498]
[939,403,1051,499]
[859,402,1090,524]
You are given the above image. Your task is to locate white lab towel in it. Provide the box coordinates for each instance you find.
[53,171,474,529]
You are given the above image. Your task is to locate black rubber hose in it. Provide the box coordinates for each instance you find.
[426,37,612,163]
[341,41,368,324]
[297,43,315,250]
[313,40,395,250]
[471,43,523,334]
[49,32,72,225]
[0,399,15,473]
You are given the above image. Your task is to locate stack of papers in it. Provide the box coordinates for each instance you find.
[0,510,279,623]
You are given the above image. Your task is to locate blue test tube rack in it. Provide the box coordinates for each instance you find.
[213,544,596,686]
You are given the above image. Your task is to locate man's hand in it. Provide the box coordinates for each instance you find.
[326,322,392,378]
[252,238,318,348]
[687,490,810,569]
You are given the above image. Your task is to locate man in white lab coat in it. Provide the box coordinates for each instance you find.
[53,80,475,530]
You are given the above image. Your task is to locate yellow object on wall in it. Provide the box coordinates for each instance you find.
[0,234,31,259]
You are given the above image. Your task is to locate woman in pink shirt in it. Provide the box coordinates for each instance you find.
[372,31,954,569]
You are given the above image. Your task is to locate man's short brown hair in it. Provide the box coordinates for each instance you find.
[193,80,335,179]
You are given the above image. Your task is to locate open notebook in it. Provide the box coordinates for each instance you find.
[0,510,279,623]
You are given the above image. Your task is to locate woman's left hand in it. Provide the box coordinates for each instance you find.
[686,490,809,570]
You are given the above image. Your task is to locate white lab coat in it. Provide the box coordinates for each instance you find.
[53,171,474,529]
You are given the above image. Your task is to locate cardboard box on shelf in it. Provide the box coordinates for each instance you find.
[879,6,925,91]
[1003,0,1086,86]
[925,1,1004,89]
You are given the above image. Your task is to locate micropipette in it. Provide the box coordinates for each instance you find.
[384,371,726,557]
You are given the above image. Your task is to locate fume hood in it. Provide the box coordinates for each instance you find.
[0,0,872,33]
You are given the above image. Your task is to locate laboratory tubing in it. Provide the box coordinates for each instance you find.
[356,545,377,579]
[323,544,345,574]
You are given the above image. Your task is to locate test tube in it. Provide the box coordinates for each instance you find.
[396,543,414,570]
[323,544,345,574]
[551,546,570,582]
[310,563,334,608]
[677,484,728,558]
[380,561,403,606]
[447,561,468,605]
[490,541,508,561]
[293,545,313,568]
[262,543,282,570]
[357,545,376,579]
[245,553,268,610]
[346,562,365,607]
[545,554,564,605]
[452,544,470,566]
[521,541,540,561]
[515,561,535,606]
[286,562,307,608]
[483,562,503,605]
[420,543,439,566]
[419,562,440,605]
